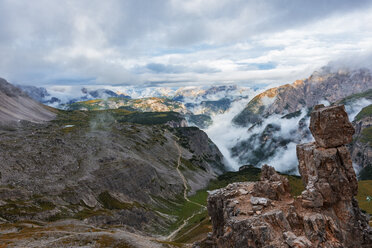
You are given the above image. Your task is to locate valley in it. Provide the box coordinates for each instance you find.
[2,1,372,247]
[1,68,372,247]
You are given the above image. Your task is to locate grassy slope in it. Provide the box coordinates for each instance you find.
[355,104,372,121]
[337,89,372,105]
[53,109,184,127]
[356,180,372,214]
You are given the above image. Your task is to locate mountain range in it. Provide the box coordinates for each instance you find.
[230,67,372,174]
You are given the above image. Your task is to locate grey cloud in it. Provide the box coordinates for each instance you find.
[0,0,371,86]
[140,63,220,74]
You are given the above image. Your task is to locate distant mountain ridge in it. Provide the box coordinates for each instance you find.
[67,97,190,114]
[18,84,251,129]
[233,67,372,126]
[230,68,372,174]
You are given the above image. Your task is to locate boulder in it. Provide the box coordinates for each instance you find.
[309,104,355,148]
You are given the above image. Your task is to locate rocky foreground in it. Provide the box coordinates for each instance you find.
[196,105,372,247]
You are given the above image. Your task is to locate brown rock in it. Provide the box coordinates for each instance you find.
[297,142,358,205]
[309,104,355,148]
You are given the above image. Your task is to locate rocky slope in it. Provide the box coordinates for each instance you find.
[0,80,227,247]
[0,111,224,233]
[196,105,372,247]
[0,78,56,124]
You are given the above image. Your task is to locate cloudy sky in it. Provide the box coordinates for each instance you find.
[1,0,372,87]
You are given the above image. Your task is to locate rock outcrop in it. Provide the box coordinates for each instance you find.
[196,104,372,247]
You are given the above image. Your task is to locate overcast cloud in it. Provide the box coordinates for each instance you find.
[0,0,372,87]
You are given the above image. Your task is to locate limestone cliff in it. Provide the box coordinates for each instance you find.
[196,105,372,247]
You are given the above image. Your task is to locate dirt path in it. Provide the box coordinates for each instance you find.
[165,208,205,241]
[174,140,192,202]
[164,141,206,241]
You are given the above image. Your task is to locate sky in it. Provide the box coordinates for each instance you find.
[1,0,372,87]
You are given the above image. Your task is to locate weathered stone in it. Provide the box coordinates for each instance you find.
[250,196,269,206]
[309,104,354,148]
[238,188,248,195]
[253,164,290,201]
[300,187,323,208]
[284,231,312,248]
[297,142,358,205]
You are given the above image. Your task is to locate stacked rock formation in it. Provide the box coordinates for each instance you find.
[195,105,372,248]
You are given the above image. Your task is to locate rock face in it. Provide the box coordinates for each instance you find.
[196,105,372,247]
[309,104,355,148]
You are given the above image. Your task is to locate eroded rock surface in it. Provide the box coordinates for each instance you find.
[309,104,355,148]
[196,105,372,248]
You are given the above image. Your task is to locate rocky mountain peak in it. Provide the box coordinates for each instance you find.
[196,105,372,247]
[233,68,372,127]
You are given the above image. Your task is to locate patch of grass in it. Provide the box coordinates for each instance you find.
[0,201,40,218]
[46,208,71,222]
[36,200,55,211]
[173,212,211,243]
[151,194,203,234]
[355,104,372,121]
[117,111,184,125]
[356,180,372,214]
[359,164,372,180]
[360,126,372,144]
[208,167,261,190]
[98,191,141,210]
[188,190,209,206]
[74,209,112,220]
[284,175,304,197]
[337,89,372,105]
[180,157,198,171]
[155,240,183,247]
[96,235,134,248]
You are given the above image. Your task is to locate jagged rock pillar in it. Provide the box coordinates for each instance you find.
[297,104,371,246]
